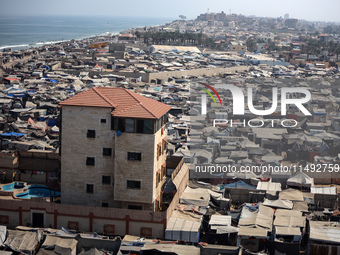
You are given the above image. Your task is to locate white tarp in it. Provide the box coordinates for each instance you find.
[0,225,6,246]
[238,227,267,238]
[165,217,201,242]
[257,181,282,192]
[263,199,294,209]
[287,172,314,187]
[275,209,302,217]
[279,189,304,202]
[274,216,306,227]
[275,226,301,236]
[4,230,42,255]
[309,221,340,244]
[311,186,337,195]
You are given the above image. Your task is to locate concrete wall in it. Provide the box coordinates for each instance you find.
[0,199,167,238]
[122,66,250,83]
[113,123,166,210]
[62,66,249,83]
[61,106,115,207]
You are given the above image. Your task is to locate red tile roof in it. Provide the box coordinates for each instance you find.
[59,87,171,119]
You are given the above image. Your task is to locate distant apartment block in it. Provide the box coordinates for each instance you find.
[285,18,298,28]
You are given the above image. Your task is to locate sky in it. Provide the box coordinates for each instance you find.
[0,0,339,23]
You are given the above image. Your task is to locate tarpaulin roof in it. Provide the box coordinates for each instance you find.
[311,186,336,195]
[4,230,42,255]
[309,221,340,244]
[222,180,256,189]
[263,199,294,209]
[4,77,19,81]
[209,215,231,227]
[275,209,302,217]
[0,225,6,246]
[165,217,201,242]
[257,181,282,192]
[293,201,309,212]
[0,132,26,137]
[279,189,304,201]
[275,226,301,236]
[287,172,314,187]
[238,227,267,238]
[274,216,306,228]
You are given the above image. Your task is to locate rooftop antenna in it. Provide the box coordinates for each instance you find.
[207,8,209,14]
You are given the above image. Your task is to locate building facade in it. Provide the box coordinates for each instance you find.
[59,87,171,211]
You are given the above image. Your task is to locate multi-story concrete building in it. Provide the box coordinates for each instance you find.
[59,87,171,211]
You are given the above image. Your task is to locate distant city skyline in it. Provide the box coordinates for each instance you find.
[0,0,339,23]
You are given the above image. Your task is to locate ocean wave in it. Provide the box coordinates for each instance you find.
[0,44,29,50]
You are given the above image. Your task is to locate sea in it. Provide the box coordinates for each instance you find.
[0,15,174,51]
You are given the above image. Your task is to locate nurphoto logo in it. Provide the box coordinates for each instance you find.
[200,84,312,116]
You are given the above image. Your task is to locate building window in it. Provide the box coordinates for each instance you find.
[101,119,106,124]
[128,205,142,210]
[156,171,161,187]
[136,119,144,133]
[113,118,155,134]
[103,148,112,156]
[86,157,95,166]
[102,176,111,185]
[157,144,161,160]
[125,119,135,133]
[102,202,109,207]
[127,180,141,189]
[162,139,167,154]
[118,118,125,132]
[127,152,141,161]
[87,129,96,138]
[144,120,153,134]
[86,184,94,194]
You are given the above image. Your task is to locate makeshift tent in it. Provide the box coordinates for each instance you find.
[262,199,294,209]
[275,226,301,241]
[257,181,282,192]
[208,215,238,234]
[78,248,104,255]
[293,201,309,212]
[165,217,201,242]
[0,225,6,246]
[238,227,268,238]
[275,209,302,217]
[4,230,42,255]
[279,189,304,202]
[221,180,256,190]
[309,221,340,245]
[39,235,78,255]
[274,216,306,228]
[141,243,200,255]
[179,187,210,207]
[287,172,314,188]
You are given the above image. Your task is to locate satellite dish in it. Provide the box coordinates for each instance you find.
[116,130,122,137]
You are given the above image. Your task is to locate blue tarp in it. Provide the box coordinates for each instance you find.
[7,93,26,98]
[221,180,256,190]
[48,119,56,127]
[47,79,58,83]
[0,132,26,137]
[41,65,50,70]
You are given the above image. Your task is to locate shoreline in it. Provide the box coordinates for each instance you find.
[0,16,174,52]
